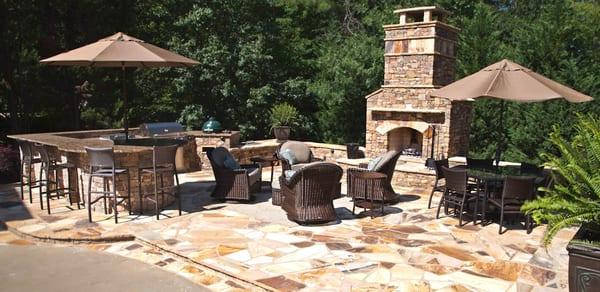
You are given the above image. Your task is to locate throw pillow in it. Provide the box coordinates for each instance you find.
[280,149,298,165]
[367,156,383,171]
[284,170,296,180]
[223,156,241,170]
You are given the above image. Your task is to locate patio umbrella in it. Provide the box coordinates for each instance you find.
[40,32,199,141]
[430,59,593,162]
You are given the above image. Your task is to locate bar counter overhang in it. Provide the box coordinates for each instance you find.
[8,128,204,213]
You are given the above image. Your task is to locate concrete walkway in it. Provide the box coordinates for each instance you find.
[0,245,208,292]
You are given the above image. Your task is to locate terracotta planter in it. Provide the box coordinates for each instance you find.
[273,126,291,142]
[567,225,600,291]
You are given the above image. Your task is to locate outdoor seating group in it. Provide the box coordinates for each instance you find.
[433,157,553,233]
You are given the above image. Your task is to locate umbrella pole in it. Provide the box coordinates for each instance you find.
[495,100,506,166]
[122,66,128,142]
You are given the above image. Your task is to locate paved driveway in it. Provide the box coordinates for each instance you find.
[0,245,208,292]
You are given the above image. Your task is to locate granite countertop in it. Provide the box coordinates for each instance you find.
[8,131,151,154]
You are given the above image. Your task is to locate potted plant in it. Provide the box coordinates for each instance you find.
[177,105,205,131]
[522,114,600,292]
[269,103,299,142]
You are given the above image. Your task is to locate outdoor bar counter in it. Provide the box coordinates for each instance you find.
[9,128,202,213]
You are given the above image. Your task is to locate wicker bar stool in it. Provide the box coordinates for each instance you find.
[17,140,42,204]
[34,144,79,214]
[85,147,131,223]
[137,144,180,220]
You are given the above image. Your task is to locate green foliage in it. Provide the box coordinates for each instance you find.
[177,105,205,131]
[1,0,598,162]
[522,115,600,246]
[269,103,299,128]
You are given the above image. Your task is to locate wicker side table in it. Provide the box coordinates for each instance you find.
[351,172,387,218]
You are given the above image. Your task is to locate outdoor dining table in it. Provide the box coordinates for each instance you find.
[451,164,544,224]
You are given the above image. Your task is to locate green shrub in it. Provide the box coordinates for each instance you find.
[177,105,205,131]
[269,103,299,128]
[522,114,600,246]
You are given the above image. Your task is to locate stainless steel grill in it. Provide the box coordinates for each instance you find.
[138,122,185,137]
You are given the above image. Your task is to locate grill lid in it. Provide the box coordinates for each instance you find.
[138,122,184,137]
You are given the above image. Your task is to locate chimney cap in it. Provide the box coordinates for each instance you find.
[393,6,450,16]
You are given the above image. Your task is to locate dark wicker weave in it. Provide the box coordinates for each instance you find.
[347,150,401,203]
[427,159,449,209]
[280,162,343,224]
[207,147,261,201]
[436,166,478,226]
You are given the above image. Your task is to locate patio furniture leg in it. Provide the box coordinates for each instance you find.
[458,194,467,226]
[102,178,108,215]
[39,166,44,210]
[137,169,143,215]
[499,206,504,234]
[526,215,532,234]
[160,173,165,210]
[127,172,132,215]
[154,171,159,220]
[473,194,479,225]
[112,176,118,224]
[87,173,93,222]
[28,162,33,204]
[175,167,181,216]
[19,159,24,200]
[436,190,446,219]
[45,168,51,215]
[427,180,438,209]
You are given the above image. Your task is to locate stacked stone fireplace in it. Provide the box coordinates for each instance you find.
[365,6,471,160]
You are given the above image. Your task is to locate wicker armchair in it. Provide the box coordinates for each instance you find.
[207,147,261,201]
[280,162,343,224]
[347,150,401,203]
[276,141,321,172]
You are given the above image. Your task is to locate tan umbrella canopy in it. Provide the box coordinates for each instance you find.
[40,32,199,140]
[431,59,593,103]
[430,59,593,162]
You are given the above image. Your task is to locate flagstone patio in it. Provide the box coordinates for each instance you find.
[0,168,575,291]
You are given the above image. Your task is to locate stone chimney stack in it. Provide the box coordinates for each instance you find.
[365,6,471,159]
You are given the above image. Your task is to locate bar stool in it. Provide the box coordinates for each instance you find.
[137,144,180,220]
[17,140,42,203]
[85,147,131,223]
[34,144,79,214]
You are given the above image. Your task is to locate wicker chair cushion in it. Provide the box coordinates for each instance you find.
[223,156,241,170]
[374,150,399,171]
[247,167,261,187]
[280,148,298,164]
[367,156,383,171]
[211,147,235,168]
[280,141,311,163]
[291,163,309,171]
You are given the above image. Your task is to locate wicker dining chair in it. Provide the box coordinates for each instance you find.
[280,162,343,224]
[427,159,449,209]
[436,166,479,226]
[347,150,401,203]
[207,147,261,201]
[487,176,537,234]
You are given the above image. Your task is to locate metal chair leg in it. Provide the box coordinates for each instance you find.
[87,173,93,222]
[39,166,44,210]
[102,178,108,215]
[154,172,159,220]
[127,171,132,215]
[113,175,118,224]
[19,160,25,200]
[499,207,504,234]
[137,169,143,215]
[175,168,181,216]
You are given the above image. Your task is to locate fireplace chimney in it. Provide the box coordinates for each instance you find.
[365,6,472,159]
